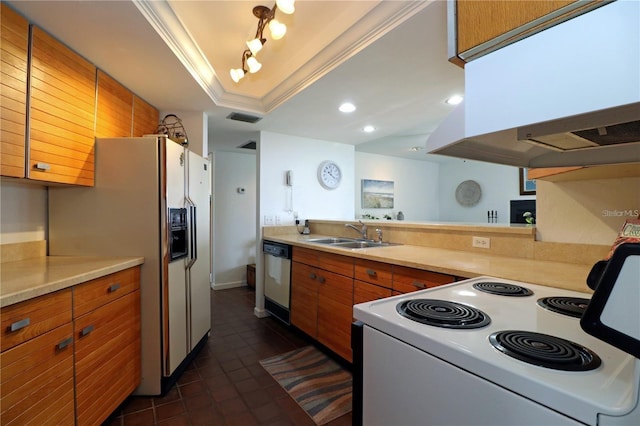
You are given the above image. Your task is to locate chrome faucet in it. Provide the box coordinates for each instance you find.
[375,228,383,243]
[345,220,368,240]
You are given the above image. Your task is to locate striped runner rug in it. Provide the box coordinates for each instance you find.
[259,346,352,425]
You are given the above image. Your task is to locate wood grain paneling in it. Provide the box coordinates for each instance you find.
[73,266,140,317]
[354,259,392,288]
[29,26,96,186]
[317,270,354,362]
[1,3,28,178]
[96,70,133,138]
[0,323,75,425]
[74,290,140,425]
[353,280,392,305]
[133,95,159,137]
[1,289,72,352]
[456,1,577,53]
[393,266,455,294]
[291,261,319,338]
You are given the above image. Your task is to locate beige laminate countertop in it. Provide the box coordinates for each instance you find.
[265,234,594,293]
[0,256,145,308]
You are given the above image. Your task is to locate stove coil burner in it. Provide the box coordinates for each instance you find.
[396,299,490,329]
[537,297,590,318]
[473,282,533,297]
[489,330,601,371]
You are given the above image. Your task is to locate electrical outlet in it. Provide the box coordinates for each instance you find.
[264,215,274,225]
[275,215,281,225]
[472,236,491,249]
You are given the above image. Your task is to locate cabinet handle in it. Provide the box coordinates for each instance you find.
[412,280,426,289]
[318,276,326,284]
[108,283,121,293]
[366,269,377,277]
[9,317,30,332]
[34,162,51,171]
[56,337,73,350]
[309,273,317,280]
[80,325,95,337]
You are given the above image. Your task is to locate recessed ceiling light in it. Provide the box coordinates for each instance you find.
[445,95,463,105]
[363,125,375,133]
[339,102,356,113]
[410,146,422,152]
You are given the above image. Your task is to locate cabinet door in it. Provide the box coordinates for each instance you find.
[0,3,28,178]
[96,70,133,138]
[393,266,455,294]
[74,290,141,426]
[29,26,96,186]
[133,95,159,137]
[290,261,319,338]
[0,323,75,425]
[317,269,353,362]
[354,280,392,305]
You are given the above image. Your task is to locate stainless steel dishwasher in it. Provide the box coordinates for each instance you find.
[263,240,292,324]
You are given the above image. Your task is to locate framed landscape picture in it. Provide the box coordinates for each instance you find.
[362,179,394,208]
[519,168,536,195]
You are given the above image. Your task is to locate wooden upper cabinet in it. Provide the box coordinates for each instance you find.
[133,95,159,137]
[96,70,133,138]
[29,26,96,186]
[450,0,603,66]
[0,3,29,178]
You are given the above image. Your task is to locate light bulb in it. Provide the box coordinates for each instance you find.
[445,95,463,105]
[246,56,262,73]
[276,0,295,14]
[246,38,263,55]
[268,20,287,40]
[230,68,245,83]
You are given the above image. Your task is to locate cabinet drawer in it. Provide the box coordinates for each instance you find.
[73,266,140,317]
[75,290,141,425]
[354,259,392,288]
[354,280,393,305]
[0,323,75,425]
[393,266,456,293]
[293,246,354,277]
[1,288,72,351]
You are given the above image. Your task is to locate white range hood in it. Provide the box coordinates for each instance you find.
[427,1,640,168]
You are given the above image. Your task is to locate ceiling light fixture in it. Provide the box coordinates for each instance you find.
[339,102,356,113]
[363,125,375,133]
[230,0,295,83]
[445,95,464,105]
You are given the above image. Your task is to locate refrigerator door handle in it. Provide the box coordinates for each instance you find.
[185,200,197,269]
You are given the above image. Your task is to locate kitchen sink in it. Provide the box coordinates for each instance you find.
[306,237,359,244]
[306,237,400,249]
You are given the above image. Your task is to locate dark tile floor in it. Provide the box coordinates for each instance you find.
[105,287,353,425]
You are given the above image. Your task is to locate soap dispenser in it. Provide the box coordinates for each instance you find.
[397,211,404,221]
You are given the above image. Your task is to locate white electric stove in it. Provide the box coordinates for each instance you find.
[352,276,640,426]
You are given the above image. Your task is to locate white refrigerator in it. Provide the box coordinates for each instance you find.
[48,136,211,395]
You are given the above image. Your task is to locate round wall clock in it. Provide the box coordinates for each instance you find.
[317,160,342,190]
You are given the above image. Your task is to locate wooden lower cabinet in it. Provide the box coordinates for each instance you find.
[317,270,354,362]
[0,323,75,425]
[291,247,354,362]
[354,280,392,305]
[73,267,141,425]
[75,290,140,425]
[0,266,141,425]
[393,266,456,294]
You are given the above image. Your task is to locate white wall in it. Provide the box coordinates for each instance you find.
[355,152,439,221]
[437,158,533,223]
[259,132,355,225]
[0,180,47,244]
[212,151,257,289]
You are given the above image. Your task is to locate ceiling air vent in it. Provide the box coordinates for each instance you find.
[226,112,262,123]
[238,140,257,150]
